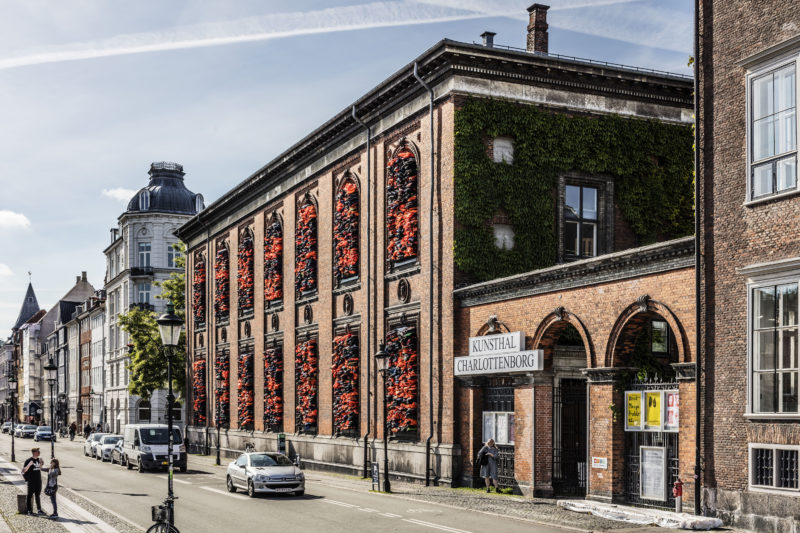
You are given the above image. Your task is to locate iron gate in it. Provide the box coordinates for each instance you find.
[497,445,515,489]
[624,382,679,510]
[485,379,514,489]
[553,378,587,496]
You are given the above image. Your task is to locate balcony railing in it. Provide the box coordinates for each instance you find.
[130,266,154,277]
[132,303,155,312]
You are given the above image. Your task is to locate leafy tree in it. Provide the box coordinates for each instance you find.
[119,242,186,401]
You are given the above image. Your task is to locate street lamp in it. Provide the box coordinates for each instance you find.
[157,302,183,528]
[44,357,57,459]
[374,343,391,493]
[7,369,17,462]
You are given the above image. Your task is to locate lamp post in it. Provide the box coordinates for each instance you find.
[157,303,183,528]
[374,343,391,493]
[8,369,17,462]
[44,357,57,458]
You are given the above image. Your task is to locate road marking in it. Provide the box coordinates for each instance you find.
[158,475,192,485]
[357,507,378,512]
[199,485,249,500]
[380,512,402,518]
[322,499,358,508]
[403,518,472,533]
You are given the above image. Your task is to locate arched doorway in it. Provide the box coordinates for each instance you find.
[533,309,593,497]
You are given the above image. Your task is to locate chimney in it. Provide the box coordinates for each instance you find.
[76,276,80,283]
[81,271,87,282]
[527,3,549,54]
[481,31,496,48]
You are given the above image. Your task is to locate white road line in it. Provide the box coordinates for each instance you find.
[157,475,192,485]
[403,518,472,533]
[381,513,402,518]
[357,507,377,512]
[322,499,358,508]
[199,485,249,500]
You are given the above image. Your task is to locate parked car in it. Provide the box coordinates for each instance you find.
[97,435,122,461]
[84,432,107,457]
[110,440,126,466]
[226,452,304,498]
[123,424,187,473]
[1,422,11,434]
[33,426,55,442]
[17,425,37,438]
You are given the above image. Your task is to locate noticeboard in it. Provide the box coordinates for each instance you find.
[640,446,667,501]
[645,392,662,430]
[665,391,679,431]
[625,392,642,431]
[371,462,380,490]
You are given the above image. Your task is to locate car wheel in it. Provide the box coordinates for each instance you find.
[226,476,236,493]
[137,459,144,473]
[247,480,256,498]
[294,490,305,497]
[180,464,187,473]
[126,457,132,470]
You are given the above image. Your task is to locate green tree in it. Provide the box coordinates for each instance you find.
[119,242,187,400]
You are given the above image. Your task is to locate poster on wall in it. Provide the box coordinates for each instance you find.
[625,391,642,431]
[665,391,679,431]
[645,391,662,430]
[640,446,667,501]
[483,412,495,444]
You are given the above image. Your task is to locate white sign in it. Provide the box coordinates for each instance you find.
[640,446,667,501]
[455,350,543,376]
[468,331,525,356]
[592,457,608,469]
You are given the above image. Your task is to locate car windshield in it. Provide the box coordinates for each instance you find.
[102,436,121,444]
[25,425,36,430]
[92,433,107,441]
[140,428,183,445]
[37,427,51,431]
[249,453,293,467]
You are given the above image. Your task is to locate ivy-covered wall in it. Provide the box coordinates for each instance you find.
[454,98,694,282]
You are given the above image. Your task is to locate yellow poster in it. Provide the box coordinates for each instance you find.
[645,392,662,429]
[626,392,642,429]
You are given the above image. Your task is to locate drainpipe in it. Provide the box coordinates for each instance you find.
[352,105,372,479]
[413,62,436,487]
[693,0,702,515]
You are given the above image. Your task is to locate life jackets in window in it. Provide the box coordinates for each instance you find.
[386,148,419,264]
[237,352,254,430]
[192,359,207,426]
[215,353,230,427]
[332,332,359,434]
[295,339,318,433]
[264,347,284,431]
[384,326,419,435]
[334,181,359,282]
[264,219,283,303]
[295,202,318,295]
[214,247,230,321]
[238,235,255,312]
[193,259,206,326]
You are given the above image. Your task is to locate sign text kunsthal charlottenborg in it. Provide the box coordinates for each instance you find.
[455,331,543,376]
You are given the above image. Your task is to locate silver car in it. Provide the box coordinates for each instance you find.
[97,435,122,461]
[17,424,37,438]
[226,452,304,498]
[84,433,107,457]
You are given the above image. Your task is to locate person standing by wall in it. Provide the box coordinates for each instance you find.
[476,439,500,493]
[43,458,60,518]
[22,447,44,515]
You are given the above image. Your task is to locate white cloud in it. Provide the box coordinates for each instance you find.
[0,264,12,276]
[102,188,137,203]
[0,210,31,230]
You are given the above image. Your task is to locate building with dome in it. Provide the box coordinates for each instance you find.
[103,162,204,433]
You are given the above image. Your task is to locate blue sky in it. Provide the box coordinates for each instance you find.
[0,0,693,334]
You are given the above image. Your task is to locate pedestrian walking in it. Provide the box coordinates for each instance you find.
[476,439,500,493]
[22,447,44,515]
[43,458,60,518]
[83,423,91,438]
[68,422,76,441]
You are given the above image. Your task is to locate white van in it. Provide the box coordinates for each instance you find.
[123,424,187,473]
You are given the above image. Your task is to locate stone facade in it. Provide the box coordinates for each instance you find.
[699,1,800,530]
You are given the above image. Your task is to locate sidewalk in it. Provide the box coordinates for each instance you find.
[188,452,715,532]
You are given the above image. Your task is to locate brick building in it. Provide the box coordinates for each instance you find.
[699,1,800,530]
[178,5,694,488]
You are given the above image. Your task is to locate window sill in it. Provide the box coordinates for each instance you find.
[748,486,800,496]
[743,412,800,420]
[744,188,800,207]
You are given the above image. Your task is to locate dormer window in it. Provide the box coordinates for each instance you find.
[139,190,150,211]
[195,194,205,212]
[493,137,514,164]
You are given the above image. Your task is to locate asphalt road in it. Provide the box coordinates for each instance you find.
[0,433,568,533]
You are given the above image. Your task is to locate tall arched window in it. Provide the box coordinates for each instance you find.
[192,254,206,327]
[138,400,151,422]
[295,196,318,296]
[214,243,230,322]
[386,143,419,265]
[264,215,283,304]
[334,177,360,285]
[192,359,207,426]
[238,230,255,315]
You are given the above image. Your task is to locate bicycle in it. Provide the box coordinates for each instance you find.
[147,496,179,533]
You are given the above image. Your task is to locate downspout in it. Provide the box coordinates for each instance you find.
[693,0,702,515]
[352,105,372,479]
[413,62,436,487]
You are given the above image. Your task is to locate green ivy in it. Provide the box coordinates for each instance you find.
[454,98,694,282]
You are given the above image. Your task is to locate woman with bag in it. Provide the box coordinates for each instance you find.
[43,458,60,518]
[476,439,500,493]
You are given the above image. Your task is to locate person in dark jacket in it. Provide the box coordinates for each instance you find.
[83,423,91,437]
[43,458,60,518]
[476,439,500,493]
[22,447,44,515]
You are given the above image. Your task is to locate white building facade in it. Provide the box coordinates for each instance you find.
[104,162,203,434]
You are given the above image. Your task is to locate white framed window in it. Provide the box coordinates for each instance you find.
[137,283,151,305]
[749,443,800,492]
[750,281,798,414]
[564,185,598,259]
[138,242,151,267]
[493,137,514,164]
[748,56,798,201]
[167,244,181,268]
[482,411,515,445]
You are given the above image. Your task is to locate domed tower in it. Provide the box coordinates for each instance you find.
[104,161,204,433]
